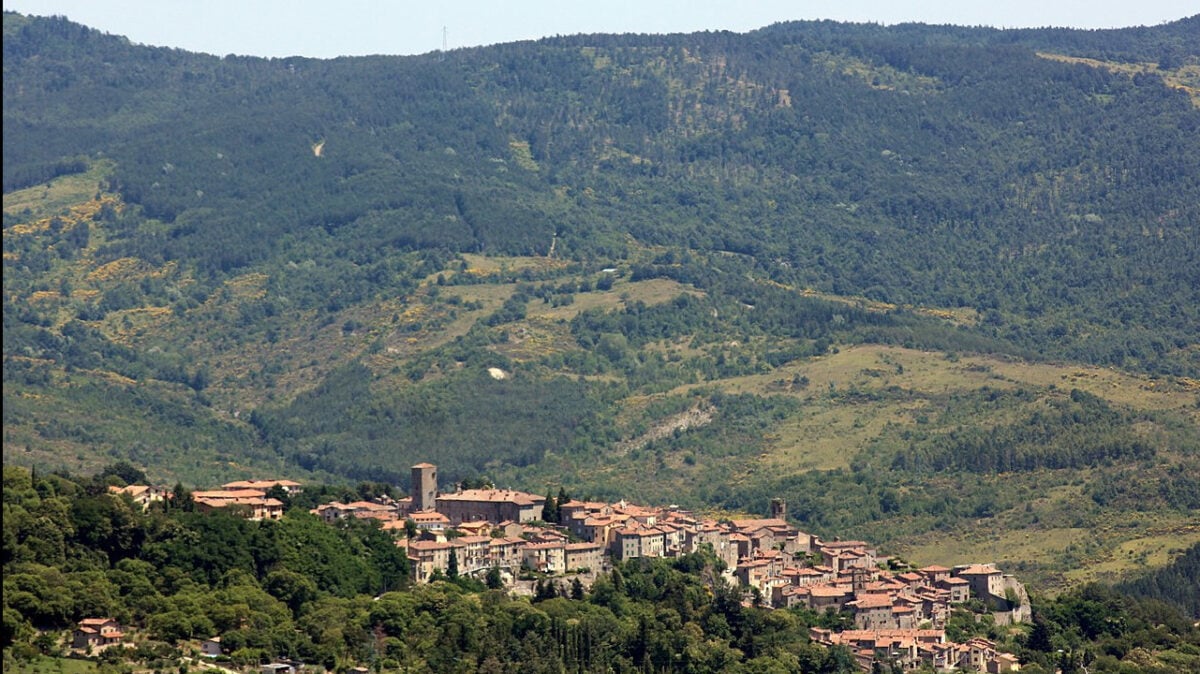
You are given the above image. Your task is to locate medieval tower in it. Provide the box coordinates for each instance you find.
[412,462,438,512]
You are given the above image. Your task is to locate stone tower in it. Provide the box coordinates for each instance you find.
[411,463,438,512]
[770,497,787,520]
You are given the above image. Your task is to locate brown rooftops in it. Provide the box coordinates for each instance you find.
[436,489,544,505]
[565,541,602,549]
[851,594,893,609]
[222,479,301,490]
[525,541,566,550]
[193,489,266,499]
[808,585,852,597]
[957,564,1001,575]
[407,540,453,551]
[731,517,790,531]
[409,511,449,521]
[489,537,526,546]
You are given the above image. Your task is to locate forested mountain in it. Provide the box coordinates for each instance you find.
[4,11,1199,589]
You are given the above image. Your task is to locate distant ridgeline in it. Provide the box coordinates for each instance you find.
[4,11,1198,364]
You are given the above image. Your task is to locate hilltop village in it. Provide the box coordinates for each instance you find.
[108,463,1032,673]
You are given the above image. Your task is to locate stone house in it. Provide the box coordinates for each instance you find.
[523,542,566,574]
[72,618,124,651]
[564,542,603,572]
[436,489,545,524]
[200,636,223,657]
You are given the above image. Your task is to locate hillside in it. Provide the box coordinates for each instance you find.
[3,11,1200,590]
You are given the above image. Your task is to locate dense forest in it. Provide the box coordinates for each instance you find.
[4,9,1200,609]
[5,466,1200,673]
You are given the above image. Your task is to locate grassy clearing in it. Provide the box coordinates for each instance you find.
[2,160,113,218]
[903,526,1091,572]
[714,344,1195,419]
[456,253,565,275]
[761,400,922,471]
[1063,523,1200,586]
[530,278,702,321]
[1037,52,1200,108]
[6,655,98,674]
[661,342,1198,479]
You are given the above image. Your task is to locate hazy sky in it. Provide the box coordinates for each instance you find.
[3,0,1195,59]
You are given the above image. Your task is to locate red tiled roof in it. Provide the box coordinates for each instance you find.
[407,540,452,551]
[436,489,544,506]
[957,564,1001,575]
[851,594,893,609]
[565,542,602,551]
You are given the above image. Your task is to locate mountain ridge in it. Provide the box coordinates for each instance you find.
[4,11,1199,589]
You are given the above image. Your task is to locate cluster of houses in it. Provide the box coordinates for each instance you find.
[811,629,1023,673]
[100,464,1028,672]
[191,479,302,520]
[311,462,1029,672]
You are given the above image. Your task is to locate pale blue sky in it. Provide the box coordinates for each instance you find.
[3,0,1195,58]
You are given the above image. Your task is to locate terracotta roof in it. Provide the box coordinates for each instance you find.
[436,489,544,506]
[343,501,393,510]
[730,517,790,531]
[808,585,851,597]
[851,594,893,609]
[489,537,526,547]
[409,511,449,522]
[617,527,663,537]
[565,542,602,551]
[525,541,565,550]
[820,540,870,550]
[407,540,452,551]
[957,564,1001,575]
[222,479,301,489]
[193,489,266,499]
[411,462,437,468]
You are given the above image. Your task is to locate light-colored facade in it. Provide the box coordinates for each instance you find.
[436,489,545,524]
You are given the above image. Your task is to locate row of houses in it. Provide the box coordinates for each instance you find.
[110,479,303,520]
[136,465,1024,672]
[811,628,1022,673]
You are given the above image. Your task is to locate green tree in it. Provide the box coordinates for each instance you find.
[485,566,503,590]
[541,492,558,524]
